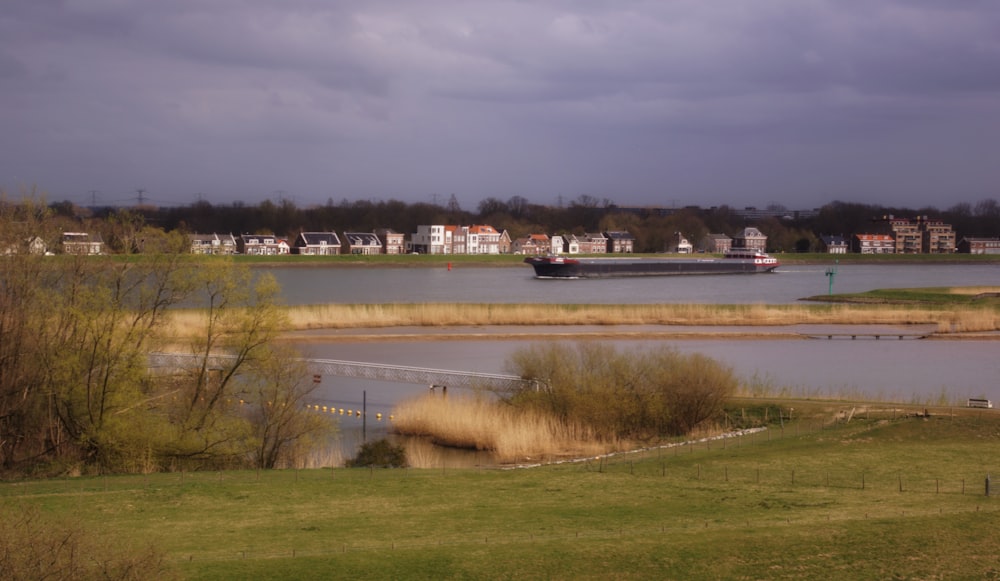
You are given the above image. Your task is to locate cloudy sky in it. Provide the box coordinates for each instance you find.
[2,1,999,210]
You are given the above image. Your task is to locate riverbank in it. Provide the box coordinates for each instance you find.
[230,252,1000,268]
[281,323,982,343]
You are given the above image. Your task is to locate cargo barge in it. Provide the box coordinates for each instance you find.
[524,248,780,278]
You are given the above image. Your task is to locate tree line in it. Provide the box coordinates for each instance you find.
[43,193,1000,254]
[0,197,333,476]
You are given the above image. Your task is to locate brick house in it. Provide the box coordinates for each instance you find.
[578,233,608,254]
[190,233,238,255]
[62,232,104,255]
[374,228,405,254]
[732,227,767,252]
[958,237,1000,254]
[342,232,382,255]
[238,234,289,255]
[293,232,341,255]
[818,235,848,254]
[604,231,635,253]
[512,233,550,255]
[703,234,732,254]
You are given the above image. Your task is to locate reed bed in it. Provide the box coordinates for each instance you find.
[280,302,1000,332]
[944,285,1000,295]
[391,394,614,464]
[159,301,1000,341]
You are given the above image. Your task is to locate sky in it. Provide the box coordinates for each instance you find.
[2,1,999,211]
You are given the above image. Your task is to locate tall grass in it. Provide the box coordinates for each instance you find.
[391,394,613,463]
[159,302,1000,336]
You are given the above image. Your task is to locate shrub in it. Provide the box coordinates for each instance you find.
[507,342,737,440]
[0,505,175,581]
[346,438,408,468]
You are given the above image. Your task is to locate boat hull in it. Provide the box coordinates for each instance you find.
[524,255,780,278]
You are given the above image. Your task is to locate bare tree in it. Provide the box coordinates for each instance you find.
[242,345,335,469]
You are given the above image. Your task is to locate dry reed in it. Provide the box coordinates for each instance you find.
[159,301,1000,342]
[944,286,1000,295]
[391,394,613,463]
[279,303,1000,332]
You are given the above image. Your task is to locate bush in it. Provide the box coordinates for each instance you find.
[0,505,175,581]
[346,438,408,468]
[506,342,737,440]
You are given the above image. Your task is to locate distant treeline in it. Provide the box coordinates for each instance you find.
[43,195,1000,253]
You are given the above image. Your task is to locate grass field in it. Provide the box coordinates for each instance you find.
[4,403,1000,580]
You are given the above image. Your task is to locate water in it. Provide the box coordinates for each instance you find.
[265,263,1000,305]
[301,334,1000,407]
[301,330,1000,466]
[270,263,1000,464]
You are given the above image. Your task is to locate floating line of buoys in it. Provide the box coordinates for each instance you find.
[305,403,392,420]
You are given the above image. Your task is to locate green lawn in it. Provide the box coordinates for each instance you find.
[804,286,1000,306]
[5,404,1000,579]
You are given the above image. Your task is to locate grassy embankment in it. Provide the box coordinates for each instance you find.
[4,403,1000,580]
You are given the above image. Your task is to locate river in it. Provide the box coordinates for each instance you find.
[264,262,1000,305]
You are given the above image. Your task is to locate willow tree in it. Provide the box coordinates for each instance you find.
[241,345,332,469]
[40,231,198,471]
[161,263,334,470]
[1,194,333,475]
[0,195,61,469]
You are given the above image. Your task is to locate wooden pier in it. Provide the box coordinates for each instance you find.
[801,333,929,341]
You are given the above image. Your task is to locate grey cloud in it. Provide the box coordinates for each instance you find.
[1,0,998,207]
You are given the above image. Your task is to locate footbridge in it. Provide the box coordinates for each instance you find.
[148,353,540,394]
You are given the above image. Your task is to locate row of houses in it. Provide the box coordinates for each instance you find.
[31,227,615,256]
[818,217,964,254]
[818,234,1000,255]
[190,227,645,256]
[23,217,1000,256]
[510,231,637,255]
[191,230,405,256]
